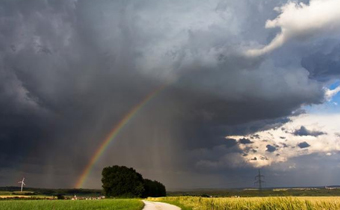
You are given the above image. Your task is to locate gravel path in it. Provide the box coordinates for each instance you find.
[142,200,181,210]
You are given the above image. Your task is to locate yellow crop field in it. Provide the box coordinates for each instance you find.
[150,196,340,210]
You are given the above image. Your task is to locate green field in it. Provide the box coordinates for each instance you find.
[0,199,144,210]
[151,196,340,210]
[0,191,12,195]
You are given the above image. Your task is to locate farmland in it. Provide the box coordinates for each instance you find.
[151,196,340,210]
[3,187,340,210]
[0,199,144,210]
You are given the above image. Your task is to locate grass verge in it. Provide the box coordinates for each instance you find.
[0,199,144,210]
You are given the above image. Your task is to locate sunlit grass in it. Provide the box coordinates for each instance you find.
[150,196,340,210]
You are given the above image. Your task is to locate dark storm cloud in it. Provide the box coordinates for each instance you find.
[220,117,291,137]
[0,0,338,189]
[266,145,276,153]
[266,152,340,187]
[301,44,340,79]
[294,126,326,137]
[239,138,253,144]
[0,0,171,187]
[297,142,310,149]
[225,138,238,148]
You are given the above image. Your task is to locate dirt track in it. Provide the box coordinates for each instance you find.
[142,200,181,210]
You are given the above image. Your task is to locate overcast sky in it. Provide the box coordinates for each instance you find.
[1,0,340,190]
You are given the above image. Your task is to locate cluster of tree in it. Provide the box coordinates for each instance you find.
[101,165,166,198]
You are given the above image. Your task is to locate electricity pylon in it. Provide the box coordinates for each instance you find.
[254,169,265,193]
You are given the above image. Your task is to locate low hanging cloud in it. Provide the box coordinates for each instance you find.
[326,86,340,101]
[227,113,340,167]
[239,138,253,144]
[301,44,340,79]
[297,142,310,149]
[266,145,277,152]
[247,0,340,56]
[293,126,326,137]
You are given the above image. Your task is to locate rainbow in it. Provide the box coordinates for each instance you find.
[75,84,167,188]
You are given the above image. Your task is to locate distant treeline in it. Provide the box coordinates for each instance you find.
[0,187,102,196]
[168,188,340,197]
[102,165,166,198]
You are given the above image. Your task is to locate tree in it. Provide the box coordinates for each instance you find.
[101,165,166,198]
[143,179,156,197]
[154,180,166,197]
[101,165,145,197]
[143,179,166,197]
